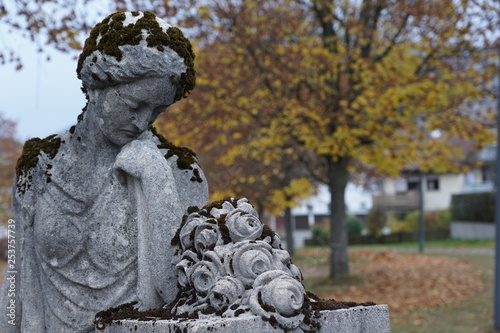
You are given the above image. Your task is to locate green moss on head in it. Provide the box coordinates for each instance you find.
[77,11,196,102]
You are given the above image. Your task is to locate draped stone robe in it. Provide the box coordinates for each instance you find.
[0,129,209,332]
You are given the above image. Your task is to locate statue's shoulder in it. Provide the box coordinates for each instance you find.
[146,126,209,209]
[15,133,63,196]
[12,132,65,218]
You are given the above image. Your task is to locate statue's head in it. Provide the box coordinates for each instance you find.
[76,12,195,147]
[77,11,195,103]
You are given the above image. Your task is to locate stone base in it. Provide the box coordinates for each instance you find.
[98,304,391,333]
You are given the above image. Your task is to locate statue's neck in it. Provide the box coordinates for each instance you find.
[70,107,121,167]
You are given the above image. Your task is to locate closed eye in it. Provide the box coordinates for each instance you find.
[123,98,139,110]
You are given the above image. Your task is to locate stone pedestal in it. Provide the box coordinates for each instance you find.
[98,304,391,333]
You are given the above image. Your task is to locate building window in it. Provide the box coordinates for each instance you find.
[427,176,439,191]
[370,180,383,193]
[407,176,420,191]
[481,165,492,183]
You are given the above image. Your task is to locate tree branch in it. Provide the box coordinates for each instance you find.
[415,51,435,76]
[375,13,410,62]
[311,0,338,53]
[360,0,386,58]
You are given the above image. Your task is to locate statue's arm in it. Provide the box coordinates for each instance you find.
[115,140,184,309]
[149,156,209,301]
[115,139,209,308]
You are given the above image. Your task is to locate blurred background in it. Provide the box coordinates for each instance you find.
[0,0,498,331]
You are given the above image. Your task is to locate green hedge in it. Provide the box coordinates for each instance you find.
[450,192,495,223]
[305,229,450,246]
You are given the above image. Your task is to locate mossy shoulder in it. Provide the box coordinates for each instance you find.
[150,126,200,172]
[16,134,61,194]
[77,11,195,102]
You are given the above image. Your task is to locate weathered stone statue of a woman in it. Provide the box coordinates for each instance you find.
[0,11,208,332]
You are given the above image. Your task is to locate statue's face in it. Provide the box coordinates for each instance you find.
[95,76,176,147]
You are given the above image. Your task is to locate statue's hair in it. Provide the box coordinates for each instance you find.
[77,11,195,103]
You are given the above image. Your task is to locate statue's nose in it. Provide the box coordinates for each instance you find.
[132,108,154,130]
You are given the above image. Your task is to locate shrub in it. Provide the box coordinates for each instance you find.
[387,211,406,232]
[366,207,387,236]
[403,209,451,231]
[403,210,420,231]
[310,226,329,246]
[450,192,495,222]
[347,215,363,237]
[433,210,451,229]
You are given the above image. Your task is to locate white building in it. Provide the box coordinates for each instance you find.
[292,183,373,217]
[283,183,373,249]
[372,144,495,214]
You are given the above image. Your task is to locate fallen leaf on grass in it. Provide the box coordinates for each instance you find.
[317,251,483,314]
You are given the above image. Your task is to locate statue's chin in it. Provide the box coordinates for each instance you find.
[103,132,140,148]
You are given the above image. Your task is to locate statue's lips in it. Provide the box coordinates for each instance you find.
[121,129,141,136]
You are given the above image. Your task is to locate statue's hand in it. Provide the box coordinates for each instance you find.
[114,139,169,180]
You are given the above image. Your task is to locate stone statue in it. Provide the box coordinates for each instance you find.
[0,11,208,333]
[95,197,387,333]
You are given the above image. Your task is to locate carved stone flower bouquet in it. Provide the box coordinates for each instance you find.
[95,197,378,331]
[170,197,317,331]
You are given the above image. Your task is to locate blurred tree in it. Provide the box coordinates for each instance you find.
[1,0,498,278]
[0,113,22,224]
[160,0,498,277]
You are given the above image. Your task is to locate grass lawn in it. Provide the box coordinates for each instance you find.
[350,238,495,250]
[294,240,496,333]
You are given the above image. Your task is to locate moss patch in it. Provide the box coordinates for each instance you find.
[190,168,203,183]
[150,126,199,175]
[77,11,195,102]
[93,292,376,331]
[305,291,375,311]
[198,197,239,216]
[16,135,61,194]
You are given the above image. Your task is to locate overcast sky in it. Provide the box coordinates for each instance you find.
[0,35,85,142]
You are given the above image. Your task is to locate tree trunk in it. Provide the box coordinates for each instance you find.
[328,157,350,278]
[284,207,295,257]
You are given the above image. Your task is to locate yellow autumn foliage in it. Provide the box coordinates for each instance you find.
[156,1,497,272]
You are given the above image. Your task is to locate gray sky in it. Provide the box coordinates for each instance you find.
[0,38,85,142]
